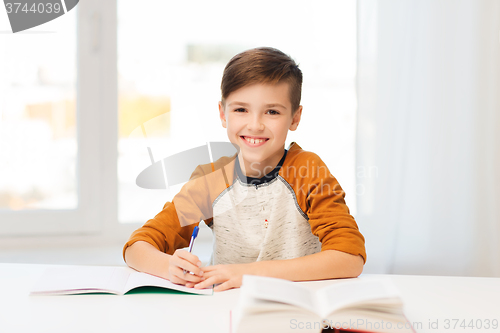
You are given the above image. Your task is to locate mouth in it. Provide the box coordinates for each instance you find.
[240,136,269,147]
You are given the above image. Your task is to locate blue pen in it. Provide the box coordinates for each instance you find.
[183,226,199,275]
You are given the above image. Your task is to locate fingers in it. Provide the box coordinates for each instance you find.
[168,250,205,286]
[194,275,234,292]
[195,265,225,289]
[174,250,203,276]
[169,268,202,284]
[169,268,204,286]
[178,267,204,282]
[214,280,234,292]
[200,268,218,279]
[193,264,243,291]
[175,249,201,264]
[200,265,218,272]
[194,275,218,290]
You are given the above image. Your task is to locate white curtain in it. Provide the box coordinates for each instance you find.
[356,0,500,277]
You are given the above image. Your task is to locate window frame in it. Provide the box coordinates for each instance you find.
[0,0,139,245]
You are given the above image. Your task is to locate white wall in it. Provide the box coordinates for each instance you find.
[357,0,500,277]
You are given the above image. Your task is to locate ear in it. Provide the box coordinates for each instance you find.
[289,105,302,131]
[219,101,227,128]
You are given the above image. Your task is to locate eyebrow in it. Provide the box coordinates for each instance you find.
[229,102,288,109]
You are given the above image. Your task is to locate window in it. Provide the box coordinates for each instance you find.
[0,2,116,237]
[0,6,84,235]
[117,1,358,226]
[1,1,357,240]
[0,15,77,212]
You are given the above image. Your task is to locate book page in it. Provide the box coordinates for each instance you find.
[326,310,414,333]
[30,265,132,295]
[315,278,403,318]
[234,309,321,333]
[240,275,317,314]
[233,288,321,333]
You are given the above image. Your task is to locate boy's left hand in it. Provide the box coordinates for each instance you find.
[188,264,249,292]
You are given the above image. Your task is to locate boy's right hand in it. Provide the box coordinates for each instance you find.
[167,249,205,287]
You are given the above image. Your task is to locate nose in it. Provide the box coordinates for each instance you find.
[247,113,264,132]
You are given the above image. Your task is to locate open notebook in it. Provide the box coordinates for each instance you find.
[30,265,212,296]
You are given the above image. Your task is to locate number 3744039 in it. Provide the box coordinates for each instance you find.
[5,2,62,14]
[442,319,498,330]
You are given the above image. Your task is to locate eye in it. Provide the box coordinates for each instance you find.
[267,109,280,115]
[234,108,246,112]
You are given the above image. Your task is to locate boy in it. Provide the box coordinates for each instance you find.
[124,47,366,292]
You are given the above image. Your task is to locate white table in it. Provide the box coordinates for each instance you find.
[0,263,499,333]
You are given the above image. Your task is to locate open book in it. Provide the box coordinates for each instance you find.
[30,265,213,296]
[232,275,415,333]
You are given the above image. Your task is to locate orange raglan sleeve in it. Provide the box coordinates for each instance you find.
[122,164,213,260]
[297,152,366,263]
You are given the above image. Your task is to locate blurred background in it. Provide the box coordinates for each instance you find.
[0,0,498,277]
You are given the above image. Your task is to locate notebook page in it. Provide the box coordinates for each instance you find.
[30,265,132,295]
[125,271,213,295]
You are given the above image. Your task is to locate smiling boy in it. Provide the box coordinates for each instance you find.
[123,47,366,292]
[222,81,296,179]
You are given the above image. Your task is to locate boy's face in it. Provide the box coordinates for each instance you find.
[219,82,302,177]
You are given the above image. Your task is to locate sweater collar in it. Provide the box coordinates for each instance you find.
[235,149,288,186]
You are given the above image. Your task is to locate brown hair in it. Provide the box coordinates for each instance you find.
[220,47,303,115]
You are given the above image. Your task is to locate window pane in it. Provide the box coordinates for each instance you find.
[0,12,77,210]
[117,1,357,223]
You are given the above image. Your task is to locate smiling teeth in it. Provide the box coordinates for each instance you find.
[245,137,265,144]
